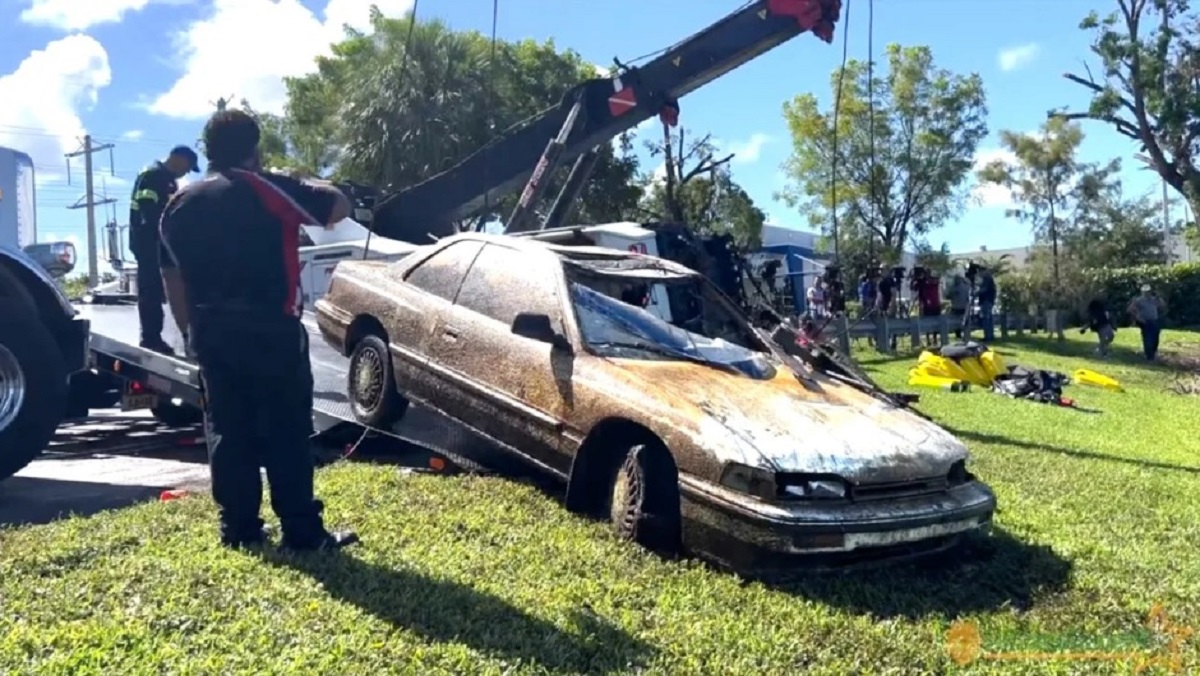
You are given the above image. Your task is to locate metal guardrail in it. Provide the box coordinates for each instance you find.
[823,312,1064,353]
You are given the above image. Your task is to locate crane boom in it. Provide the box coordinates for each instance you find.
[370,0,842,243]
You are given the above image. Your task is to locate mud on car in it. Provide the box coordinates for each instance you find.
[314,233,996,571]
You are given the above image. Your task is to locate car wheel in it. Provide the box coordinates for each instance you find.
[606,444,681,555]
[151,401,204,428]
[0,303,68,480]
[347,333,406,428]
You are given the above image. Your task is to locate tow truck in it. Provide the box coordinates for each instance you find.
[25,0,842,477]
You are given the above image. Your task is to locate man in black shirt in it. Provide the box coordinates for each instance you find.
[129,145,199,354]
[160,110,356,551]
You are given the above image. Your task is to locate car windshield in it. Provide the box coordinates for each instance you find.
[569,278,775,380]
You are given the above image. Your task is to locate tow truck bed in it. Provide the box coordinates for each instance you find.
[75,303,495,470]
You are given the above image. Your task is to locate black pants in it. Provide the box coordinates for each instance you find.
[1139,320,1161,360]
[133,244,166,343]
[949,308,966,339]
[192,312,325,543]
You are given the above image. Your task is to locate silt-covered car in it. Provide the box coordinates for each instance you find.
[314,233,996,570]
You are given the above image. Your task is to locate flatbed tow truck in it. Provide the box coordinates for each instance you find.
[59,0,843,474]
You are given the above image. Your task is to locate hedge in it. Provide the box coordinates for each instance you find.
[1000,262,1200,327]
[1086,262,1200,325]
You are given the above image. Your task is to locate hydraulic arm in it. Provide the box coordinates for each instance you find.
[370,0,842,243]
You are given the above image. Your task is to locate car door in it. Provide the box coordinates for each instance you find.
[426,243,576,475]
[389,239,485,407]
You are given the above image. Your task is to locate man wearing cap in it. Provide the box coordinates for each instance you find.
[129,145,200,355]
[1127,284,1167,360]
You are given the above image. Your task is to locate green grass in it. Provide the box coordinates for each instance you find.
[2,329,1199,674]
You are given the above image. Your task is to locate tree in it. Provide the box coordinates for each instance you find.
[276,10,641,228]
[913,242,954,277]
[639,125,765,250]
[976,117,1119,290]
[777,44,988,262]
[1067,182,1170,268]
[1059,0,1200,219]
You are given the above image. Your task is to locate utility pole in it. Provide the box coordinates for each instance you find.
[66,135,116,288]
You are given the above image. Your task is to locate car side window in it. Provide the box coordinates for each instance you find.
[456,244,563,329]
[403,240,485,301]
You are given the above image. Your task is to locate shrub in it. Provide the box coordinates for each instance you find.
[999,262,1200,327]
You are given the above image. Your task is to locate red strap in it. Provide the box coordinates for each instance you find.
[229,169,320,227]
[228,169,314,316]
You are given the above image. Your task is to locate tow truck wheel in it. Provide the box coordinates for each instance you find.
[0,306,68,480]
[606,444,682,555]
[347,333,406,428]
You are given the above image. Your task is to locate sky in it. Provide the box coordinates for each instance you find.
[0,0,1179,274]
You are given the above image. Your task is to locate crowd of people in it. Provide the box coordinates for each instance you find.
[802,262,1166,362]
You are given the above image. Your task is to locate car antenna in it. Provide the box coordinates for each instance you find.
[362,0,420,260]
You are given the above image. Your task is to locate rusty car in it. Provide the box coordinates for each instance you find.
[313,232,996,570]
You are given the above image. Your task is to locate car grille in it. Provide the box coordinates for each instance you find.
[849,476,950,501]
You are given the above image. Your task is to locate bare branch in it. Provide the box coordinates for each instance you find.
[1055,111,1142,139]
[681,153,733,183]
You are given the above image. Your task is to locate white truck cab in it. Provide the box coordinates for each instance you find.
[95,218,419,311]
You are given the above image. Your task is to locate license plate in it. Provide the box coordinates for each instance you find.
[121,393,159,411]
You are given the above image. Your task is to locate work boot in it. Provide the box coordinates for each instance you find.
[140,337,176,356]
[221,524,276,550]
[279,529,359,553]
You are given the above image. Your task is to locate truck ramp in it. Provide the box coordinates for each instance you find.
[76,303,495,471]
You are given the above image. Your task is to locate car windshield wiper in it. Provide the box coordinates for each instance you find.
[588,340,730,370]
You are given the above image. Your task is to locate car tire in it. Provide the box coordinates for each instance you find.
[347,333,406,429]
[606,444,681,555]
[150,402,204,428]
[0,305,68,480]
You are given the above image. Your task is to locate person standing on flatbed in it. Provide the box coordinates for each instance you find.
[129,145,199,355]
[159,109,357,551]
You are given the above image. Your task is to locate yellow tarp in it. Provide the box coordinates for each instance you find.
[908,347,1122,393]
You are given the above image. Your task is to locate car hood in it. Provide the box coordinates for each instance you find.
[608,359,969,484]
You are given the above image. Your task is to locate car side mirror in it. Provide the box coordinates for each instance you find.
[512,312,570,350]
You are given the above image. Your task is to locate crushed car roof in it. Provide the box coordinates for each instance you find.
[436,232,701,280]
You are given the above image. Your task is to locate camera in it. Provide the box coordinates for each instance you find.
[890,266,907,283]
[911,266,928,280]
[965,261,982,282]
[821,264,841,286]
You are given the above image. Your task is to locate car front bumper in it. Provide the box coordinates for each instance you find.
[312,301,351,355]
[679,476,996,571]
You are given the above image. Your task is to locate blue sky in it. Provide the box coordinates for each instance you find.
[0,0,1175,272]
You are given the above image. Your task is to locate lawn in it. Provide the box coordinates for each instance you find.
[2,329,1198,674]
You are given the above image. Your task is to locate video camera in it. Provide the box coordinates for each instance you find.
[821,264,841,286]
[818,264,847,313]
[911,266,928,280]
[890,266,907,284]
[964,261,982,283]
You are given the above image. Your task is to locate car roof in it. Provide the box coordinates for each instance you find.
[435,232,701,279]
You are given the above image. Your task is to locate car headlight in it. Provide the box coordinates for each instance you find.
[719,463,849,501]
[948,459,975,485]
[719,463,777,500]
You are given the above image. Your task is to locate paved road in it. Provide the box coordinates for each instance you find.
[0,411,211,528]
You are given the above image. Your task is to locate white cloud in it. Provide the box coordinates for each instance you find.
[0,35,112,185]
[120,129,144,140]
[147,0,415,118]
[723,133,771,164]
[997,43,1039,72]
[971,148,1017,207]
[19,0,158,31]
